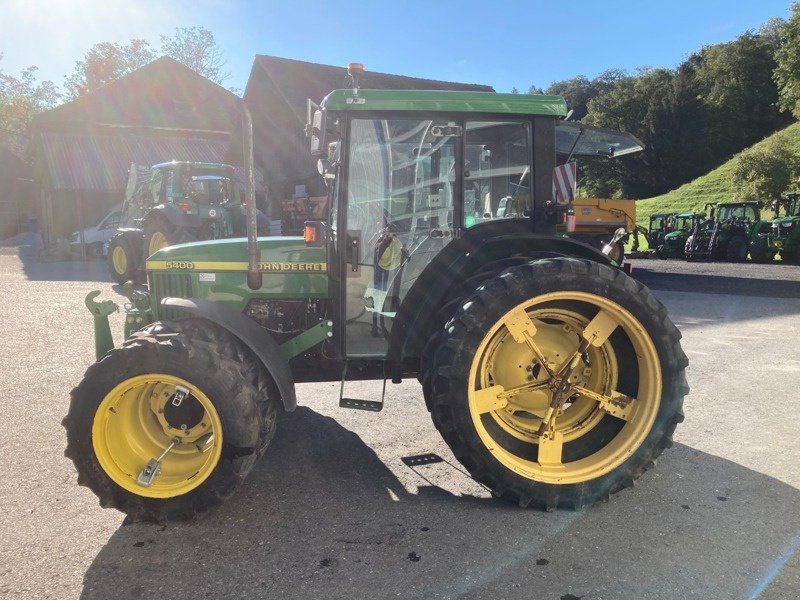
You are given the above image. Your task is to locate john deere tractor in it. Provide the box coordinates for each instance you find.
[107,162,256,284]
[750,194,800,263]
[684,200,768,262]
[657,211,705,259]
[64,78,688,522]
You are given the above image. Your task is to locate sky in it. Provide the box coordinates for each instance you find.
[0,0,795,96]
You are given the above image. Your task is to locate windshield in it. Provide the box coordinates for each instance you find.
[673,215,695,230]
[718,204,757,221]
[180,174,235,205]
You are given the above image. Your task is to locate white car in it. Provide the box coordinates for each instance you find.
[69,210,123,258]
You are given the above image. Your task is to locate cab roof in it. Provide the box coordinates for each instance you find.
[320,89,568,116]
[320,89,644,157]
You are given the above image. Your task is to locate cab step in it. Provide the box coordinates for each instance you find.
[338,361,386,412]
[339,398,384,411]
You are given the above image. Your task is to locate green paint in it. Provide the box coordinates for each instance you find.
[146,237,329,321]
[280,321,333,359]
[320,89,568,116]
[85,291,118,360]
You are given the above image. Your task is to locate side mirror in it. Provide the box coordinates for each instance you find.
[309,109,327,157]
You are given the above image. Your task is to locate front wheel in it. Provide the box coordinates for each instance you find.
[63,320,273,522]
[427,258,688,510]
[726,236,748,262]
[749,237,774,264]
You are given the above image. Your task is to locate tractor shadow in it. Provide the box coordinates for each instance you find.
[632,263,800,298]
[80,407,800,600]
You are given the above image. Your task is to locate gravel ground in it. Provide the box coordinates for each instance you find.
[1,251,799,600]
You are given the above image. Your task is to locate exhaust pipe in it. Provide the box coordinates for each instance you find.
[240,99,262,290]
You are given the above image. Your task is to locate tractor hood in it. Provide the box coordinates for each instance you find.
[145,237,327,274]
[772,215,800,226]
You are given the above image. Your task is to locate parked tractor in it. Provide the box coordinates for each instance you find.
[64,78,688,522]
[750,194,800,263]
[657,211,705,259]
[107,162,257,284]
[684,200,767,262]
[647,212,675,252]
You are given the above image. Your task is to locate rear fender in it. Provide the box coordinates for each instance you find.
[388,220,613,368]
[160,297,297,411]
[148,205,202,229]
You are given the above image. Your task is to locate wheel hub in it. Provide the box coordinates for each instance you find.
[163,392,205,432]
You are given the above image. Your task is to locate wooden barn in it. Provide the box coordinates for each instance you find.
[32,57,244,245]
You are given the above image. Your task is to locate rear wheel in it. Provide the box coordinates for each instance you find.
[107,236,137,284]
[64,320,275,522]
[426,258,687,510]
[144,214,176,257]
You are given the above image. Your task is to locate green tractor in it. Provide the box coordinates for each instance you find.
[750,194,800,263]
[64,83,688,522]
[684,200,768,262]
[657,211,705,259]
[647,212,675,252]
[107,161,258,284]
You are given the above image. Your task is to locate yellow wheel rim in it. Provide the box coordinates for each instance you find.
[111,245,127,275]
[468,291,662,485]
[148,231,169,255]
[92,374,223,498]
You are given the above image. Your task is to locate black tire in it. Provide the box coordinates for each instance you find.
[426,258,688,510]
[726,236,748,262]
[63,319,277,522]
[749,237,774,264]
[420,257,533,412]
[107,235,138,284]
[143,213,196,258]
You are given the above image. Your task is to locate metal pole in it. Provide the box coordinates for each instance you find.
[240,99,262,290]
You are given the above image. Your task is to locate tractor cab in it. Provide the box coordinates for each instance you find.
[658,212,705,258]
[308,87,643,358]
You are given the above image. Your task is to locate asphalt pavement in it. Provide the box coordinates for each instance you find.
[1,252,799,600]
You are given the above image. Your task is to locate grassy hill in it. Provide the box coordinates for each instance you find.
[636,120,800,228]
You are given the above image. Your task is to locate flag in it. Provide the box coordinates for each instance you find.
[552,161,577,204]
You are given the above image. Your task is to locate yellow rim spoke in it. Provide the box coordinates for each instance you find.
[573,386,635,421]
[472,385,508,414]
[537,431,564,467]
[500,308,554,377]
[582,310,619,347]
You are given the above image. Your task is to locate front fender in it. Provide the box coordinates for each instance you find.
[160,297,297,411]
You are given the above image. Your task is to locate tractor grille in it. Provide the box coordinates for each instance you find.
[149,273,195,321]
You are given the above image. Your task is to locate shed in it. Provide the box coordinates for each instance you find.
[243,55,494,215]
[32,57,244,245]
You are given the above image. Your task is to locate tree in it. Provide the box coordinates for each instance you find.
[732,136,799,200]
[690,32,789,158]
[775,3,800,117]
[0,55,61,159]
[544,70,626,121]
[160,26,230,84]
[64,39,155,99]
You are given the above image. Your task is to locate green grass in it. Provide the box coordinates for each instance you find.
[636,121,800,229]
